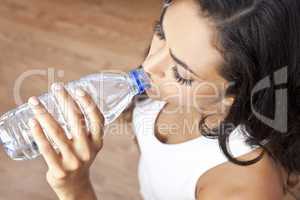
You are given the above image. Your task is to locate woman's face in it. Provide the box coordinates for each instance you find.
[142,0,231,114]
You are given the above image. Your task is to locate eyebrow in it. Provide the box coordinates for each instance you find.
[169,50,203,79]
[159,2,203,80]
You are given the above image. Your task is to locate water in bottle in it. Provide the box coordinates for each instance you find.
[0,68,151,160]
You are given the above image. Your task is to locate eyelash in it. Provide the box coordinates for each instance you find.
[153,20,165,40]
[172,66,194,86]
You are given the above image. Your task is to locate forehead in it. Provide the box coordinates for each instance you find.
[163,0,224,79]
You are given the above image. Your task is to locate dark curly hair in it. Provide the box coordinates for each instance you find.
[193,0,300,176]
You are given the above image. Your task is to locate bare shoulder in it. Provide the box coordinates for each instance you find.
[196,148,286,200]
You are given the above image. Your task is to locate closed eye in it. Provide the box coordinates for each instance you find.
[172,66,194,86]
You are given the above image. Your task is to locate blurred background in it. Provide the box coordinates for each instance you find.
[0,0,161,199]
[0,0,299,200]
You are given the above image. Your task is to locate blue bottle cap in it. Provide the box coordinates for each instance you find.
[129,68,151,94]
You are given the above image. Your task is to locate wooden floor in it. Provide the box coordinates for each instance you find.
[0,0,161,199]
[0,0,299,200]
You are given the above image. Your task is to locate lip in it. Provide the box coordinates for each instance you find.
[145,78,158,96]
[145,71,152,81]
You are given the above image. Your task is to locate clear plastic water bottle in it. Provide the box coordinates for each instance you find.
[0,68,151,160]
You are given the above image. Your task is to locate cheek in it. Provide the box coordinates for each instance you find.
[147,75,223,110]
[192,82,223,111]
[146,69,194,105]
[145,67,222,107]
[148,77,195,106]
[165,82,222,108]
[146,78,180,102]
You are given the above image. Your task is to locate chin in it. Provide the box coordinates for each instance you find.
[146,93,161,101]
[146,90,162,101]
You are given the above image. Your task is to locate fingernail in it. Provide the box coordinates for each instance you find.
[28,118,37,128]
[51,82,63,92]
[28,96,39,106]
[75,88,86,97]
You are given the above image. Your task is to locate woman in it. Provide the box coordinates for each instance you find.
[27,0,300,199]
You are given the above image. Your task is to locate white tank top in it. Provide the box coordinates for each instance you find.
[132,98,260,200]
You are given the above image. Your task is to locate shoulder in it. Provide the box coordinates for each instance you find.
[196,148,286,200]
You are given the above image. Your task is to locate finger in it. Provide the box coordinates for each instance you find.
[29,118,65,178]
[51,83,87,140]
[74,88,104,148]
[28,96,77,162]
[52,83,91,162]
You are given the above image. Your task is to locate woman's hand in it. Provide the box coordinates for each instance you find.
[27,83,104,200]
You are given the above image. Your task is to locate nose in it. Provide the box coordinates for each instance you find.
[142,45,170,79]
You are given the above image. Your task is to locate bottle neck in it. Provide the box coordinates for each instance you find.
[129,68,151,95]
